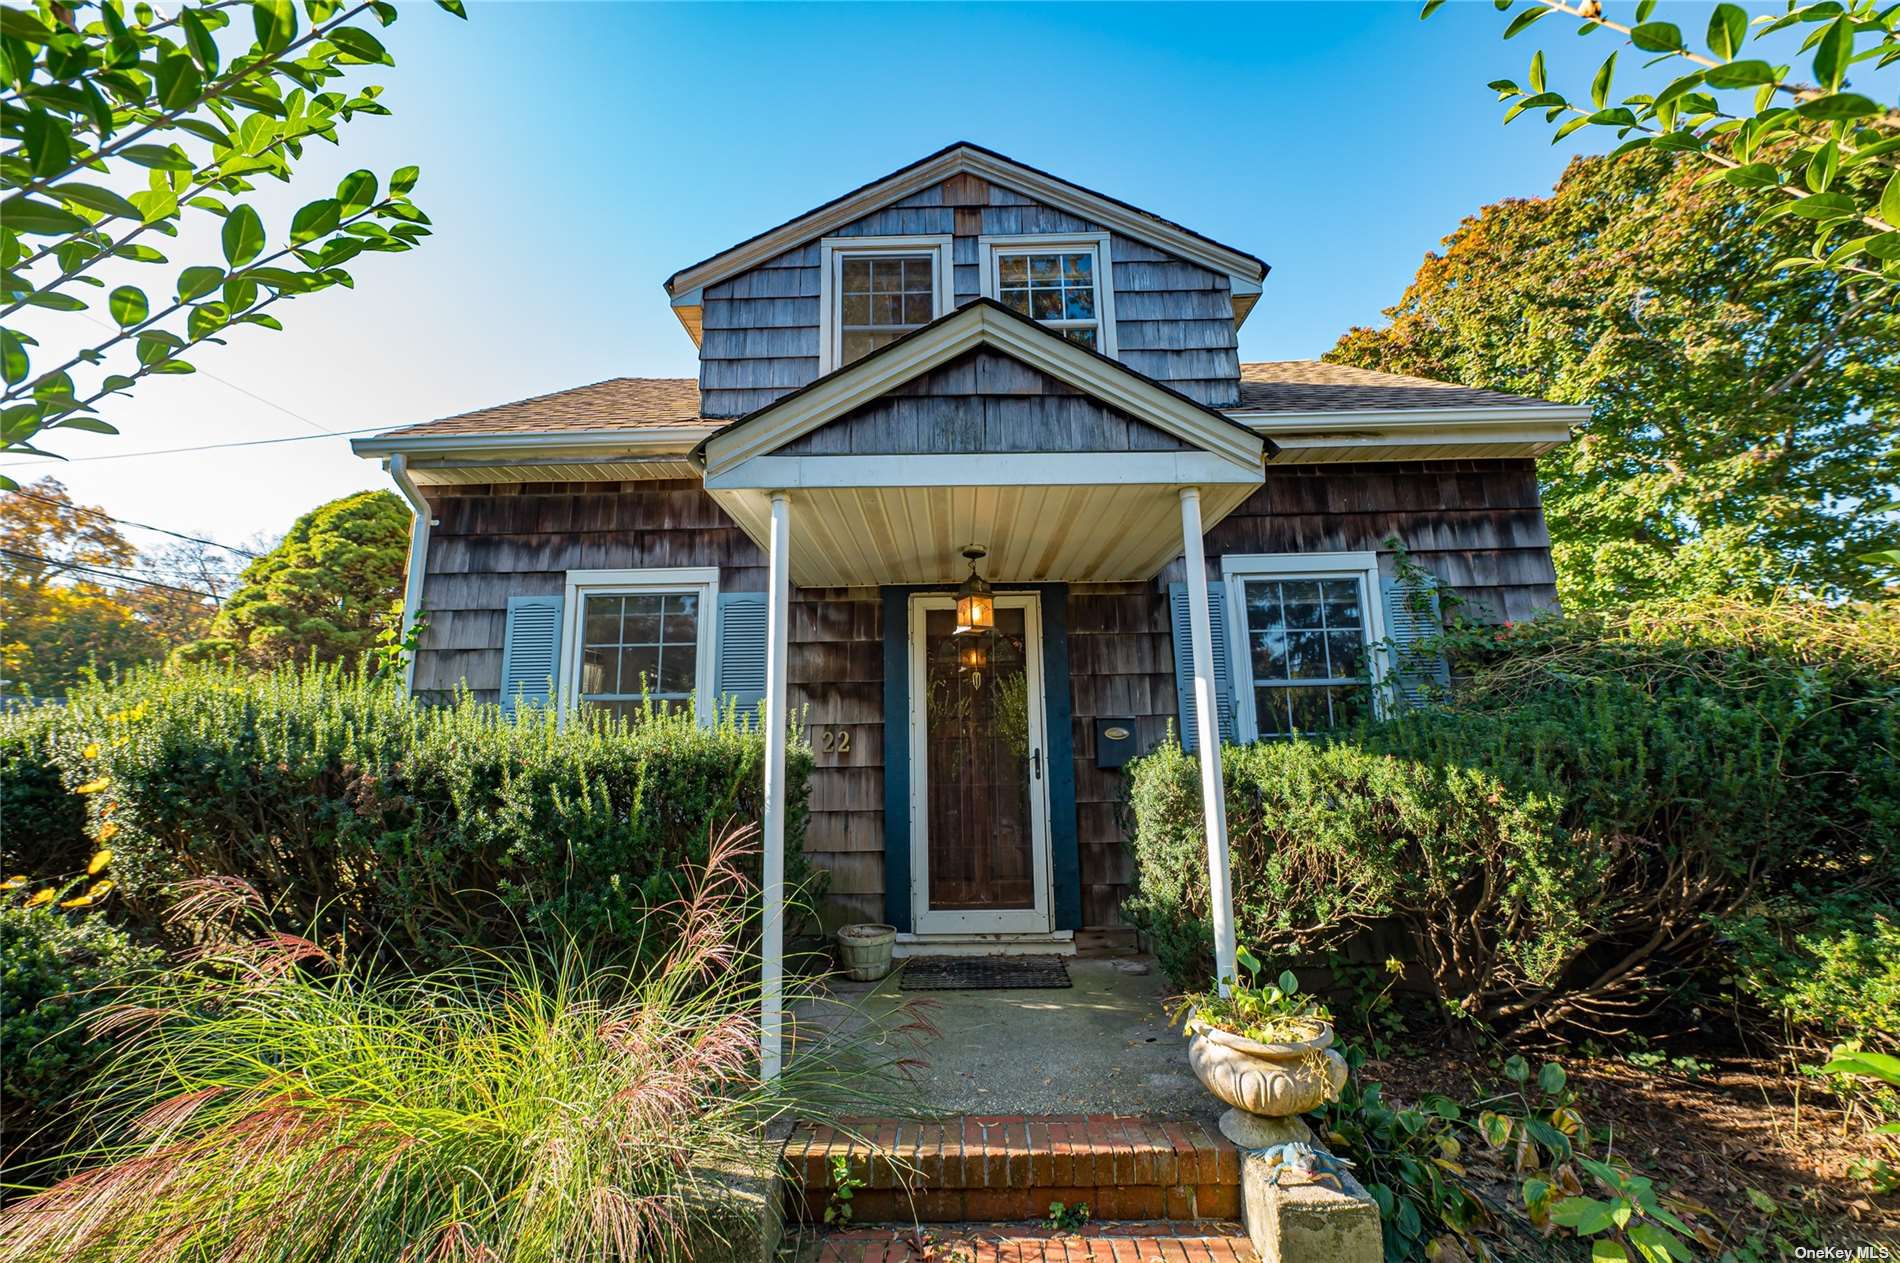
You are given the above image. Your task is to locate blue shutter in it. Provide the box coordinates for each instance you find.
[1379,573,1451,710]
[499,594,563,716]
[715,591,769,725]
[1168,581,1236,753]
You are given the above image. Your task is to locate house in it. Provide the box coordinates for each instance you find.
[353,142,1583,1067]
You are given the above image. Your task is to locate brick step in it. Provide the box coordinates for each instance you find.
[805,1222,1258,1263]
[783,1116,1241,1223]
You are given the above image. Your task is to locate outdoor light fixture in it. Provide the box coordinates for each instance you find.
[954,546,994,634]
[958,638,990,671]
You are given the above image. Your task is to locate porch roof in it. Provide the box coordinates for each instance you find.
[695,301,1266,587]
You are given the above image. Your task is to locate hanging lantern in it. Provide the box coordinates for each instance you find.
[958,638,990,671]
[954,546,993,635]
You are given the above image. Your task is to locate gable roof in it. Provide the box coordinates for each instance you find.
[700,298,1265,478]
[1234,361,1560,413]
[662,142,1269,304]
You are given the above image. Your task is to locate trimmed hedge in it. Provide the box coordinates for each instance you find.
[0,705,89,880]
[10,663,814,962]
[1125,598,1900,1039]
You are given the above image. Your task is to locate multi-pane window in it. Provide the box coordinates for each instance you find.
[576,591,700,719]
[838,254,936,365]
[1237,577,1372,736]
[995,250,1101,348]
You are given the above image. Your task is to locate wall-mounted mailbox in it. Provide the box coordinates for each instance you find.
[1094,717,1139,769]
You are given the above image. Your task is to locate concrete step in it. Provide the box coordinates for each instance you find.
[805,1223,1259,1262]
[783,1115,1242,1223]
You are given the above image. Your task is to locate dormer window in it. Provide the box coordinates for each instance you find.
[979,232,1118,356]
[817,235,954,373]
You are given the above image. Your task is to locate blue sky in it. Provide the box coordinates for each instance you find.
[8,0,1751,550]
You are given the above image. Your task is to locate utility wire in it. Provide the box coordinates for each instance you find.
[4,487,260,558]
[0,547,223,601]
[0,423,389,466]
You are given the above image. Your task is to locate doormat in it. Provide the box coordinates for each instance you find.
[898,955,1072,991]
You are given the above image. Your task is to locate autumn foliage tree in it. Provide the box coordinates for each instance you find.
[1329,150,1899,607]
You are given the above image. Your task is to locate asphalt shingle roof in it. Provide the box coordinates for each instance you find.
[372,362,1561,442]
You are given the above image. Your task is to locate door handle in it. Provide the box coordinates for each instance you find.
[1032,748,1042,780]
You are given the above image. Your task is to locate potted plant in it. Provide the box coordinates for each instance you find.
[1176,947,1348,1146]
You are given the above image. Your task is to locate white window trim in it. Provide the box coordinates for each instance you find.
[1219,551,1388,741]
[817,234,955,375]
[560,566,720,727]
[977,231,1119,357]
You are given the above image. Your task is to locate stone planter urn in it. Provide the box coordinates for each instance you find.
[1187,1019,1349,1148]
[834,923,896,982]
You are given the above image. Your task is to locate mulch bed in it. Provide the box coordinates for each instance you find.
[1364,1045,1900,1253]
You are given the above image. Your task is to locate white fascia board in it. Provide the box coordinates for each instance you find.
[1230,404,1589,431]
[705,451,1262,492]
[349,426,716,461]
[664,146,1265,301]
[1265,426,1574,452]
[700,304,1263,476]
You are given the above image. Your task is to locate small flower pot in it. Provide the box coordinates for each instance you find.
[834,923,896,982]
[1187,1020,1348,1146]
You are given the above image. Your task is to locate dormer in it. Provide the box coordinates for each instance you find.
[662,143,1267,418]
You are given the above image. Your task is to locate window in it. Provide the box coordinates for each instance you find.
[560,568,718,724]
[1221,553,1385,739]
[979,233,1117,355]
[817,236,953,373]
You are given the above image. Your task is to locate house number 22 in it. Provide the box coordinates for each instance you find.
[818,729,852,755]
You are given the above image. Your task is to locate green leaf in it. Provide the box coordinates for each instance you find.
[0,329,29,386]
[1806,140,1839,193]
[1529,50,1546,93]
[177,265,225,302]
[1795,93,1880,121]
[20,291,86,312]
[1634,0,1656,21]
[435,0,468,15]
[1421,0,1446,15]
[336,169,379,215]
[1629,22,1684,52]
[1883,169,1900,227]
[108,285,148,327]
[389,165,420,195]
[328,25,391,63]
[1788,192,1856,220]
[1504,1055,1531,1083]
[53,182,141,221]
[1277,969,1299,995]
[154,50,203,112]
[21,110,72,181]
[119,144,196,172]
[289,198,342,244]
[222,205,266,266]
[0,5,55,41]
[1706,4,1747,59]
[57,417,119,435]
[1591,52,1617,108]
[1505,6,1551,38]
[180,8,221,75]
[1,198,91,236]
[1722,163,1781,189]
[1539,1062,1567,1095]
[252,0,298,53]
[1552,1196,1618,1235]
[1812,16,1852,91]
[1704,59,1778,88]
[1859,549,1900,567]
[1591,1240,1631,1263]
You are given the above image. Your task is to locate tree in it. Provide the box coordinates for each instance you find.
[1430,0,1900,299]
[180,487,407,666]
[1328,151,1900,607]
[0,0,466,482]
[0,477,166,694]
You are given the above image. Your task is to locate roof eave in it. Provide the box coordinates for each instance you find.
[1230,403,1589,431]
[350,426,716,462]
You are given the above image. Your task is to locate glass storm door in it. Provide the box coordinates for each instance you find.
[908,592,1052,935]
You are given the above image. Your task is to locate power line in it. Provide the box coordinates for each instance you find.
[0,423,389,466]
[0,547,223,601]
[5,487,259,558]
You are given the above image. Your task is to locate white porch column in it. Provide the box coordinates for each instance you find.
[1178,487,1238,997]
[761,491,792,1079]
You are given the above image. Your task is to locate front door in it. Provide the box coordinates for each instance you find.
[908,592,1052,935]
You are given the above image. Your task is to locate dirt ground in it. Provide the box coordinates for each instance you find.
[1366,1045,1900,1256]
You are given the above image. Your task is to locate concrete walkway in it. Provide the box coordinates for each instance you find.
[809,957,1221,1125]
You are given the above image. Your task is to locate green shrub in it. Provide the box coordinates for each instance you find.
[35,662,814,962]
[0,901,159,1176]
[1126,598,1900,1037]
[0,831,912,1262]
[0,706,88,879]
[1721,893,1900,1044]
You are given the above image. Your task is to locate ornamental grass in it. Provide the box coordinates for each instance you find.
[0,824,920,1263]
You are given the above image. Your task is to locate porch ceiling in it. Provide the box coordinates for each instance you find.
[710,480,1255,587]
